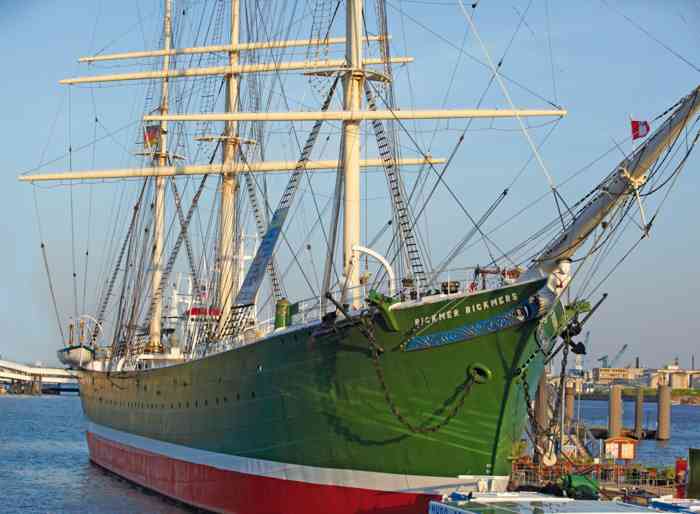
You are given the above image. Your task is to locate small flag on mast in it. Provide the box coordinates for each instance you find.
[144,124,160,149]
[630,119,650,140]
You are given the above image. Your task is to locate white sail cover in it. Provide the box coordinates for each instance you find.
[235,208,287,306]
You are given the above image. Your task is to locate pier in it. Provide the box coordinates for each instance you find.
[0,359,78,395]
[582,385,674,441]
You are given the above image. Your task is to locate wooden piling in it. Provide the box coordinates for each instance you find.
[634,387,644,439]
[657,384,671,441]
[565,385,575,426]
[30,378,42,396]
[608,384,623,438]
[534,372,549,462]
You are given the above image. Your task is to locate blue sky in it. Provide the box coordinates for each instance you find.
[1,1,699,368]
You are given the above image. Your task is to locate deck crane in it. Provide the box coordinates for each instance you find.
[597,343,629,368]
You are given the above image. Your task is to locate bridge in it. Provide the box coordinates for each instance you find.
[0,359,78,395]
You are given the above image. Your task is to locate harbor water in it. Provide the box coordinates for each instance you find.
[1,395,698,513]
[0,395,194,514]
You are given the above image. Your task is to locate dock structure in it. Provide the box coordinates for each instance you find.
[0,359,78,395]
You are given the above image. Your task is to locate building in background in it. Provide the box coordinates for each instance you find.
[646,363,700,389]
[592,367,645,385]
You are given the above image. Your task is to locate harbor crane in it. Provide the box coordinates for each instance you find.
[597,343,629,368]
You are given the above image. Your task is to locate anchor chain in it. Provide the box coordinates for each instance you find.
[359,312,478,434]
[522,337,570,449]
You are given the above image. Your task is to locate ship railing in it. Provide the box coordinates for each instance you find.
[264,265,526,333]
[260,283,390,333]
[511,457,678,496]
[421,265,524,298]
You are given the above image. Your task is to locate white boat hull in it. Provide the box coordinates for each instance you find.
[57,345,94,368]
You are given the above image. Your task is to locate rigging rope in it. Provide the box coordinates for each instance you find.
[585,126,700,298]
[366,79,511,288]
[82,111,97,315]
[217,75,341,340]
[40,243,66,345]
[544,0,558,104]
[68,86,79,322]
[457,0,571,230]
[601,0,700,74]
[93,183,147,344]
[458,91,694,271]
[321,138,345,314]
[32,186,65,345]
[384,0,562,109]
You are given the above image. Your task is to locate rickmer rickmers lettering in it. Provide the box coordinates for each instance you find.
[406,294,543,352]
[413,292,520,328]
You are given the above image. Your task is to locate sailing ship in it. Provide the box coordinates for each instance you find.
[19,1,700,513]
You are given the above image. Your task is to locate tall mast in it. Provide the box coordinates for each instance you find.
[218,0,240,328]
[342,0,364,309]
[148,0,173,352]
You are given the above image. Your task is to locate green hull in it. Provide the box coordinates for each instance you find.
[80,278,561,478]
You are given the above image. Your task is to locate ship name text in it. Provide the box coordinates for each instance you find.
[413,292,519,328]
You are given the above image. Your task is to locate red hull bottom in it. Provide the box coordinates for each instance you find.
[87,432,438,514]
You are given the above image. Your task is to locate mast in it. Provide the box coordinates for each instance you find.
[147,0,173,352]
[217,0,240,331]
[342,0,364,309]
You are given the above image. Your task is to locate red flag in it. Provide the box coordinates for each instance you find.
[631,120,650,140]
[144,125,160,147]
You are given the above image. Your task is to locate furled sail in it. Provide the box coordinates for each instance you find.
[533,85,700,276]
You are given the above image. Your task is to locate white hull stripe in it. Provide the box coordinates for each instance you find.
[88,422,508,494]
